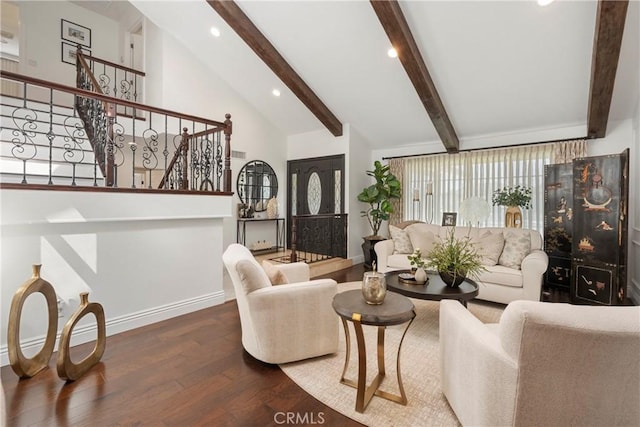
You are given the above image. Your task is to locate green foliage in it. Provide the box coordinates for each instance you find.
[357,160,402,237]
[425,228,485,279]
[407,248,427,269]
[491,185,532,209]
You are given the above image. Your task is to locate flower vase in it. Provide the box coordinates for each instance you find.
[505,205,522,228]
[414,267,427,284]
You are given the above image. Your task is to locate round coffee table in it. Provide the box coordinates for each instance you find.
[386,270,479,307]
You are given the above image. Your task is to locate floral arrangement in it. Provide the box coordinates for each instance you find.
[407,248,428,270]
[491,185,532,209]
[426,228,485,280]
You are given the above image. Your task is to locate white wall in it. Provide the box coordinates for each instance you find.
[348,126,375,264]
[145,26,288,251]
[19,1,120,87]
[0,189,231,366]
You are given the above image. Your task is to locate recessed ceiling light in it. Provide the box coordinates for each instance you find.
[387,47,398,58]
[537,0,554,6]
[210,27,221,37]
[272,89,281,97]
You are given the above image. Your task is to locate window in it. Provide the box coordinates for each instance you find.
[404,144,554,231]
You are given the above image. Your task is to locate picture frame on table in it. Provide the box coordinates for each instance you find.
[442,212,457,226]
[61,42,91,65]
[61,19,91,48]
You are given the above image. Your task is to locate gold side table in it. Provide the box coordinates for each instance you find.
[332,289,415,413]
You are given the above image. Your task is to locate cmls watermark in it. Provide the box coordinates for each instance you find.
[273,411,325,425]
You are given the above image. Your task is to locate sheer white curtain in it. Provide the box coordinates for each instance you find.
[404,144,555,231]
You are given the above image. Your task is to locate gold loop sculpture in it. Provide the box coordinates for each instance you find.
[7,265,59,378]
[57,292,106,381]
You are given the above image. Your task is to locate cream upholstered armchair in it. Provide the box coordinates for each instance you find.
[222,243,339,364]
[440,300,640,426]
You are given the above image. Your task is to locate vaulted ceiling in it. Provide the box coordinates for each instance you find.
[121,1,638,152]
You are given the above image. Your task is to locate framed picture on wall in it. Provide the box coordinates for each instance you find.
[442,212,457,226]
[61,42,91,65]
[61,19,91,48]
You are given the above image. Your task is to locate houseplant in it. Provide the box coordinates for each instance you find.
[357,160,402,268]
[491,185,532,228]
[425,228,484,288]
[491,185,532,209]
[407,248,428,284]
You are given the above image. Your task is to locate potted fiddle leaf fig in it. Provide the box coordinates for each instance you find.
[357,160,402,268]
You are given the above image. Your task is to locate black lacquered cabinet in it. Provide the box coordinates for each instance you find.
[571,150,629,305]
[543,150,629,305]
[544,163,574,289]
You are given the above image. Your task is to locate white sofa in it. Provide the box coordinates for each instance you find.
[440,300,640,426]
[222,243,339,364]
[375,222,548,304]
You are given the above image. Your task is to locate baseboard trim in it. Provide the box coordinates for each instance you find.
[0,291,225,367]
[350,254,364,265]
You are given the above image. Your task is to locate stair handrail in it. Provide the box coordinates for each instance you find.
[76,50,114,183]
[0,72,228,129]
[1,70,233,192]
[77,49,145,105]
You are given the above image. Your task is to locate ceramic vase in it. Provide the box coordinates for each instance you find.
[266,197,278,219]
[414,267,427,284]
[505,205,523,228]
[362,271,386,305]
[439,270,466,288]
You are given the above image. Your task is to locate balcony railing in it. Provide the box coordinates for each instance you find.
[0,70,232,192]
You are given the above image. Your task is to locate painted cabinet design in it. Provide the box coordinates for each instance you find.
[543,150,629,305]
[571,151,628,305]
[544,163,573,289]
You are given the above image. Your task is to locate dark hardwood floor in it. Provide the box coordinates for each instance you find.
[1,264,367,427]
[2,262,580,426]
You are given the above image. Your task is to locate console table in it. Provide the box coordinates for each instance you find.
[236,218,285,254]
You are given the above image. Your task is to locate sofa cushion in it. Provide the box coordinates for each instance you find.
[389,225,414,254]
[498,232,531,270]
[477,265,523,288]
[236,259,272,293]
[261,261,289,285]
[406,224,439,254]
[473,231,505,266]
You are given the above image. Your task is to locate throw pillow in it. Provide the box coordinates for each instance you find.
[498,232,531,270]
[406,228,437,255]
[236,259,271,293]
[473,231,505,266]
[390,225,414,254]
[261,261,289,285]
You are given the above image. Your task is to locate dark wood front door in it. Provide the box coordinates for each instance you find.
[286,155,345,249]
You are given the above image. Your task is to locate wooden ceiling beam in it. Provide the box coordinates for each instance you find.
[587,0,628,139]
[207,1,343,137]
[370,0,459,153]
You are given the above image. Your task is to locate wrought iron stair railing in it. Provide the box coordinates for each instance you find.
[1,68,232,192]
[290,213,348,263]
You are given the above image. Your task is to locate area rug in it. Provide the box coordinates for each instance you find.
[280,282,505,427]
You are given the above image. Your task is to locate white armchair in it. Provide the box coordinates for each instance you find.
[222,244,339,364]
[440,299,640,426]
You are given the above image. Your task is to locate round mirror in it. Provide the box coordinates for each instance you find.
[237,160,278,212]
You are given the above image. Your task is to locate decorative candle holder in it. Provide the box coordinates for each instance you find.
[362,270,387,305]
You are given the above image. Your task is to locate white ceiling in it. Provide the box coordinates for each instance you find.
[110,1,638,151]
